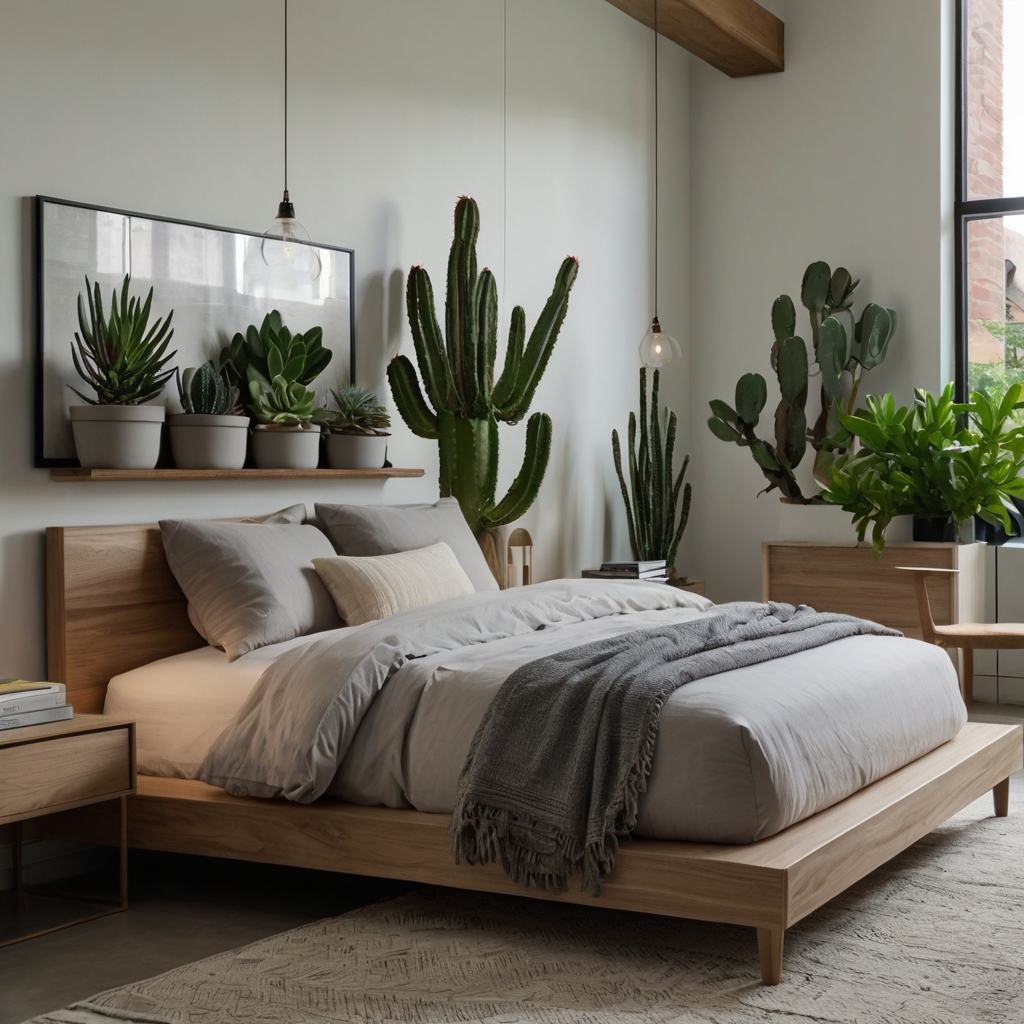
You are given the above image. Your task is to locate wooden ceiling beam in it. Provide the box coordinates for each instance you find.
[605,0,784,78]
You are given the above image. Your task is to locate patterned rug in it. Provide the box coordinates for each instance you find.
[28,789,1024,1024]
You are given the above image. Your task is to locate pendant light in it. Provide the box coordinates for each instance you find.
[639,0,680,368]
[261,0,321,281]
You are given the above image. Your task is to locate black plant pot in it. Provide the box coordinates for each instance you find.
[912,516,955,543]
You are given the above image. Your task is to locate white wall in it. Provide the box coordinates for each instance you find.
[0,0,690,684]
[686,0,955,601]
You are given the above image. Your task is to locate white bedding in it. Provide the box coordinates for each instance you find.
[106,586,967,843]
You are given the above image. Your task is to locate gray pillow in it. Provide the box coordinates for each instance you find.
[314,498,499,592]
[160,518,342,660]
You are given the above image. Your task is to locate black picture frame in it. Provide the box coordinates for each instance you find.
[34,195,356,467]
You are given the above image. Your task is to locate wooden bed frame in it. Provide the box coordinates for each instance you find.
[45,523,1023,986]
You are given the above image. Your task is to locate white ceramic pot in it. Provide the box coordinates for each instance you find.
[168,414,250,470]
[325,432,389,470]
[250,424,322,469]
[69,404,165,470]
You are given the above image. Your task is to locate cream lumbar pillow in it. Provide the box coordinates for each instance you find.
[312,542,475,626]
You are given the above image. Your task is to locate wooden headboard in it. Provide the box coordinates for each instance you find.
[46,525,204,713]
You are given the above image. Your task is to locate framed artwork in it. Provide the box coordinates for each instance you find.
[34,195,355,466]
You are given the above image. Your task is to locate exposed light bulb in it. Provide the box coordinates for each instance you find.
[639,316,681,368]
[261,191,321,281]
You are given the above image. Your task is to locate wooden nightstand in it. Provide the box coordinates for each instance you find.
[0,714,135,945]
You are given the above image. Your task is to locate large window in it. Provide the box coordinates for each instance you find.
[957,0,1024,400]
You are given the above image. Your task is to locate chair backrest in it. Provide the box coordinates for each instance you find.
[894,566,959,645]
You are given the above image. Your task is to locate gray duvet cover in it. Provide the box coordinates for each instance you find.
[200,579,967,843]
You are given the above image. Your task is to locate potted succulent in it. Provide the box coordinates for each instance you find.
[324,385,391,469]
[68,275,176,469]
[821,383,1024,556]
[221,310,332,469]
[168,360,249,469]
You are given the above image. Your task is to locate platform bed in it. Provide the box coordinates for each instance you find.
[45,523,1023,985]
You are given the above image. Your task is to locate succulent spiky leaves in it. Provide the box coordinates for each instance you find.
[70,275,176,405]
[612,369,692,566]
[389,196,578,533]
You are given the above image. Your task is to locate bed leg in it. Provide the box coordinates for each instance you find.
[757,927,784,985]
[993,777,1010,817]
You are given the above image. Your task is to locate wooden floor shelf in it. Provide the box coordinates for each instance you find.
[49,467,424,482]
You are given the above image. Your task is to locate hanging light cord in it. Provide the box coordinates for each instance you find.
[284,0,289,196]
[651,0,659,319]
[503,0,508,308]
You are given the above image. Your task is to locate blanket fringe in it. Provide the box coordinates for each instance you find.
[450,701,664,896]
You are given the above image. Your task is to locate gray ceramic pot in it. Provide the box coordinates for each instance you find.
[250,424,322,469]
[325,432,389,470]
[69,404,165,469]
[168,414,250,470]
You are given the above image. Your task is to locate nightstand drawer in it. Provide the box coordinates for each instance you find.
[0,727,132,824]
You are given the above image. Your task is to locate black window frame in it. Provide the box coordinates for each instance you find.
[955,0,1024,400]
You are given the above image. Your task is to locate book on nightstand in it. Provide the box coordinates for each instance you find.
[0,680,71,730]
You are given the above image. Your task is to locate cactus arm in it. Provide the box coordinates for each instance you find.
[612,428,640,560]
[497,257,579,423]
[667,481,692,568]
[387,356,439,439]
[407,268,453,411]
[445,198,480,412]
[476,269,498,415]
[492,306,525,414]
[650,370,664,558]
[663,409,677,549]
[482,412,552,528]
[627,411,645,557]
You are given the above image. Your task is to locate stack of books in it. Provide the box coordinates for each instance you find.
[582,559,669,583]
[0,679,72,731]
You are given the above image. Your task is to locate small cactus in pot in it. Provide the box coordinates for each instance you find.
[168,359,249,470]
[324,385,391,470]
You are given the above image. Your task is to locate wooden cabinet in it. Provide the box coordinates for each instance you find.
[0,715,135,945]
[761,541,985,642]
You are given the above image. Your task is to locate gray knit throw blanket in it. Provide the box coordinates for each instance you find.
[449,601,901,895]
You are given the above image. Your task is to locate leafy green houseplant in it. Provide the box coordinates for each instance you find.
[821,383,1024,556]
[707,262,897,502]
[167,360,249,470]
[222,310,333,470]
[388,197,578,546]
[68,275,177,470]
[324,385,392,470]
[612,368,692,575]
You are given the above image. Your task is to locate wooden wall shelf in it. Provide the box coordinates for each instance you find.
[49,467,425,482]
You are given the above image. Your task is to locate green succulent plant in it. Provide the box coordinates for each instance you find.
[707,261,898,502]
[388,197,578,534]
[612,368,691,567]
[175,360,242,416]
[326,384,391,435]
[221,310,332,414]
[70,275,176,405]
[248,376,329,427]
[821,383,1024,556]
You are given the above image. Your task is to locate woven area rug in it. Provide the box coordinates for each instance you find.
[28,789,1024,1024]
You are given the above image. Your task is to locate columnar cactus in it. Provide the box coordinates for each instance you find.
[388,197,579,533]
[707,261,897,502]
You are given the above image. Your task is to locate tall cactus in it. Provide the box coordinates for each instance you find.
[388,197,579,533]
[612,369,692,566]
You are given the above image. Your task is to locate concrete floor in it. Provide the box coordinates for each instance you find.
[1,704,1022,1024]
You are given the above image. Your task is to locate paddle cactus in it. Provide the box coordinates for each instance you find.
[707,261,897,502]
[388,197,579,533]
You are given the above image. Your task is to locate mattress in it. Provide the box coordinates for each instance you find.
[106,601,967,843]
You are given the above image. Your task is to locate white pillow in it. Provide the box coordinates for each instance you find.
[312,542,475,626]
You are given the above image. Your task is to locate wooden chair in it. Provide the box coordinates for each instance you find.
[896,566,1024,706]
